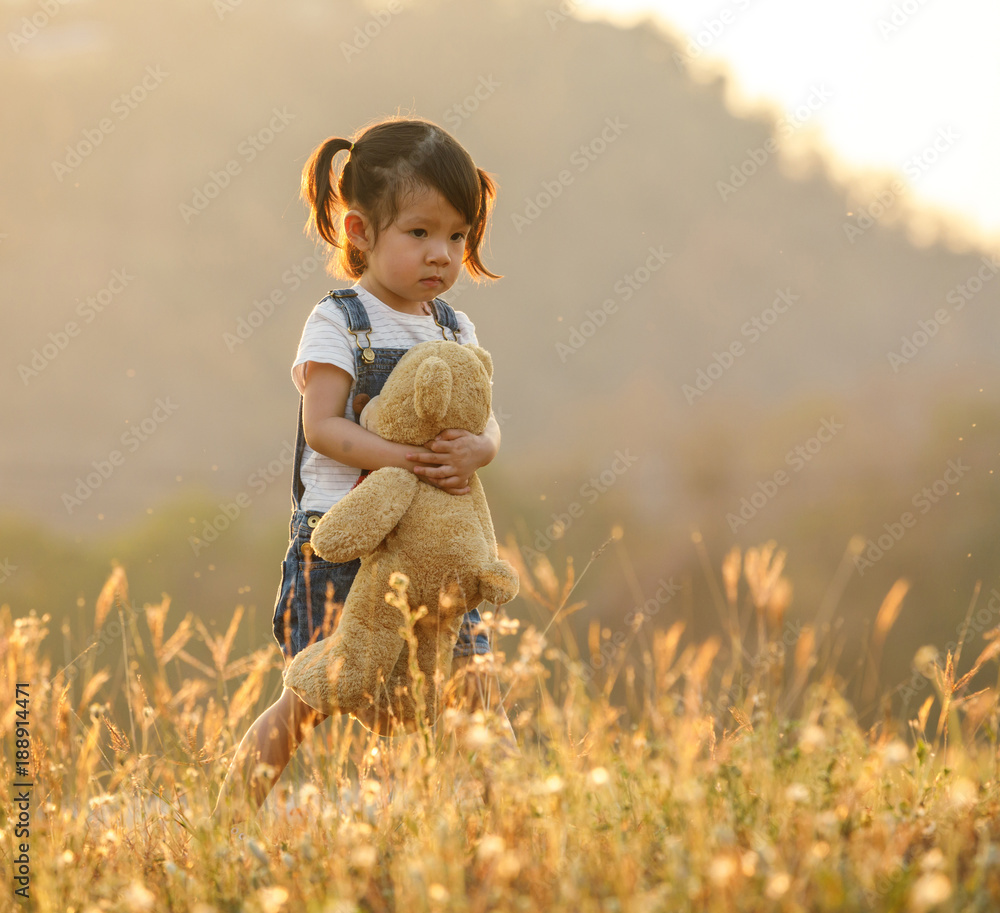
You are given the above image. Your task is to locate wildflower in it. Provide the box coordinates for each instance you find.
[351,845,377,870]
[122,882,156,912]
[588,766,610,786]
[517,626,547,661]
[810,841,831,860]
[544,774,565,794]
[913,645,940,677]
[428,884,450,903]
[881,739,910,766]
[478,835,506,861]
[909,873,951,912]
[464,723,492,750]
[920,848,945,872]
[298,783,320,805]
[765,872,791,899]
[785,783,810,804]
[798,724,826,754]
[496,852,521,879]
[247,839,269,865]
[256,886,289,913]
[709,855,738,886]
[945,778,977,812]
[496,615,520,636]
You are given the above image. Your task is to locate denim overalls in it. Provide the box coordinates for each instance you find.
[272,288,493,661]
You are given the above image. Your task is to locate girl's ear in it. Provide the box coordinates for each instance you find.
[344,210,372,251]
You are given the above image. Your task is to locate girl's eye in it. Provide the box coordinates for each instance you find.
[409,229,427,238]
[451,232,467,242]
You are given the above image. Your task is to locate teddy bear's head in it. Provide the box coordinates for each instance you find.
[359,341,494,445]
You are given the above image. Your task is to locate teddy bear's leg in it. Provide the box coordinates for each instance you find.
[371,613,462,730]
[282,598,407,719]
[353,648,418,735]
[414,612,468,722]
[331,605,410,717]
[282,637,349,717]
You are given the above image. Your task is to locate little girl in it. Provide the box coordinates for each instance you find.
[210,117,512,827]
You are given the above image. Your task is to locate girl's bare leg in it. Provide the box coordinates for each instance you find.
[211,686,329,827]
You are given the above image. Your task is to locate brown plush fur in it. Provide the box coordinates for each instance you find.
[281,340,519,733]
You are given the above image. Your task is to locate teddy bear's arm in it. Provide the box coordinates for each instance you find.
[468,474,499,556]
[311,468,419,562]
[468,474,519,606]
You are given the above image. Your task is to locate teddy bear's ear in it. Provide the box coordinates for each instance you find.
[414,356,453,422]
[465,344,494,380]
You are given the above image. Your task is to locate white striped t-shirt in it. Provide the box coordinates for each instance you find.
[291,284,479,512]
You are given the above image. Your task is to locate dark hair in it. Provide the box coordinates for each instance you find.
[300,117,500,280]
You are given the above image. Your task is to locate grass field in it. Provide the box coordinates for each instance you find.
[3,539,1000,913]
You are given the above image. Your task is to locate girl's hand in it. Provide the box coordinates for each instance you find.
[407,428,490,495]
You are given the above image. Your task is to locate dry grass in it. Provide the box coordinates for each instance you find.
[2,539,1000,913]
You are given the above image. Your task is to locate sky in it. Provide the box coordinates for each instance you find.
[578,0,1000,247]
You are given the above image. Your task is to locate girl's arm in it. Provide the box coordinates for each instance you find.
[302,361,435,473]
[408,413,500,494]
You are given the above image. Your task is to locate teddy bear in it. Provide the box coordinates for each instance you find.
[281,340,519,733]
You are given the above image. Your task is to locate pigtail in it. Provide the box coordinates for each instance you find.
[464,168,501,280]
[300,136,353,248]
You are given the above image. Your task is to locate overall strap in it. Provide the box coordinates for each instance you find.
[290,289,373,510]
[430,298,461,341]
[330,288,375,363]
[291,395,306,509]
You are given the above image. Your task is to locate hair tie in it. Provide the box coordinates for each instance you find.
[348,141,355,153]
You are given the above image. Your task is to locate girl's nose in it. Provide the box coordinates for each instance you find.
[428,243,450,265]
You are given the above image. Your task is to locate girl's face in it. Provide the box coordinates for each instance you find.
[346,185,470,314]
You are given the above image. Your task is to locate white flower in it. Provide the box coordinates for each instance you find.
[588,766,610,786]
[909,873,951,912]
[122,882,156,912]
[785,782,810,804]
